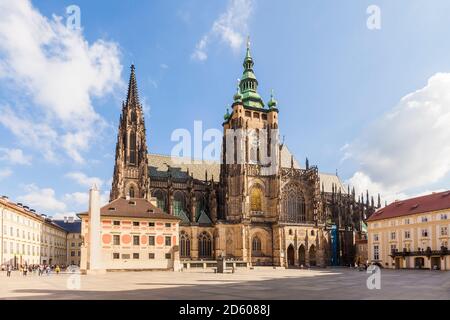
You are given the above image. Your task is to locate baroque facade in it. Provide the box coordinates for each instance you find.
[110,43,378,268]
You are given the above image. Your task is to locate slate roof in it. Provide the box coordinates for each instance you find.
[368,190,450,222]
[148,145,347,194]
[52,220,82,233]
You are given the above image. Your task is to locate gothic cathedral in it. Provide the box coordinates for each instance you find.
[110,43,378,267]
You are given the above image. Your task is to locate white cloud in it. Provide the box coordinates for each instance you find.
[65,172,103,189]
[191,0,254,61]
[64,191,89,206]
[17,184,67,212]
[344,72,450,202]
[0,168,13,180]
[0,0,123,163]
[0,147,31,165]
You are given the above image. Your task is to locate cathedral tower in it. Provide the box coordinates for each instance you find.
[110,65,149,201]
[220,39,280,223]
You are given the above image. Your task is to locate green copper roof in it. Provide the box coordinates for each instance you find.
[197,210,212,224]
[238,37,264,109]
[268,90,278,108]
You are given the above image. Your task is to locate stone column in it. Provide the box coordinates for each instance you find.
[87,185,105,274]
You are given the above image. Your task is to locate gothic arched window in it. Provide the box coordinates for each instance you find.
[198,232,212,258]
[252,236,261,254]
[152,189,166,212]
[129,132,137,165]
[129,187,135,198]
[173,191,185,216]
[250,186,263,212]
[180,232,191,258]
[281,185,306,223]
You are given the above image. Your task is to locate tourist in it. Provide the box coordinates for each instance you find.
[55,265,60,274]
[46,265,51,275]
[6,265,11,277]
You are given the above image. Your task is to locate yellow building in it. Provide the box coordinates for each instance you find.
[0,195,69,267]
[367,191,450,270]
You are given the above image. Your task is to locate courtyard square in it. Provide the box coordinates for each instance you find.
[1,267,449,300]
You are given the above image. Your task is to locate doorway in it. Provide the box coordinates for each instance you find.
[287,245,295,267]
[430,257,440,270]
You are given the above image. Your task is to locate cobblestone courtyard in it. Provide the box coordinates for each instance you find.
[1,268,449,300]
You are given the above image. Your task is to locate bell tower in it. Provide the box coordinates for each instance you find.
[219,40,280,222]
[110,65,149,201]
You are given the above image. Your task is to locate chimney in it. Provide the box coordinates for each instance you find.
[64,216,68,223]
[68,216,74,223]
[149,197,158,207]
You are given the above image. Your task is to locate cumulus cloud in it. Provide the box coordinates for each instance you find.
[0,147,31,165]
[64,191,89,206]
[17,184,67,212]
[0,0,123,163]
[344,72,450,202]
[65,172,104,189]
[191,0,254,61]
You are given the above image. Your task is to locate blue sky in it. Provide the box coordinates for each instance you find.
[0,0,449,218]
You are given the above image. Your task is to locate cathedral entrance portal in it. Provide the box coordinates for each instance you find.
[298,245,306,267]
[287,245,295,267]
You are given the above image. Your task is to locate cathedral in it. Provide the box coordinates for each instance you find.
[109,43,378,268]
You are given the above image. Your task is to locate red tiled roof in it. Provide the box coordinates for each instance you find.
[77,197,181,221]
[368,190,450,221]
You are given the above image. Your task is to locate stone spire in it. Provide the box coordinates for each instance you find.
[110,65,149,201]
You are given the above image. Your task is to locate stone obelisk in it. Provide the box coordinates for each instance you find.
[87,184,105,274]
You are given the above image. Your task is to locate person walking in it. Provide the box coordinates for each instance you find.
[6,264,11,277]
[39,265,43,276]
[46,265,50,276]
[55,265,60,275]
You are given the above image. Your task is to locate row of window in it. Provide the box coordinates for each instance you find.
[3,226,40,242]
[1,210,40,228]
[373,241,449,260]
[112,252,171,260]
[112,221,172,228]
[112,235,172,247]
[372,214,449,228]
[374,226,449,241]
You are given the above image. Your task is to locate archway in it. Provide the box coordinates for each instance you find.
[298,245,306,266]
[309,245,316,266]
[287,244,295,267]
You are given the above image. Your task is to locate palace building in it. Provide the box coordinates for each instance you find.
[367,191,450,270]
[0,196,81,267]
[106,42,378,269]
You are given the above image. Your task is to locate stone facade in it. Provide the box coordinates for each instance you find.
[109,44,377,268]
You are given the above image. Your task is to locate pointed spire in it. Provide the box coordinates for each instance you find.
[377,193,381,208]
[305,157,309,170]
[126,64,140,109]
[238,36,264,108]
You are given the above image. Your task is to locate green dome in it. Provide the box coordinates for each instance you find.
[268,90,278,108]
[223,108,231,120]
[233,86,242,102]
